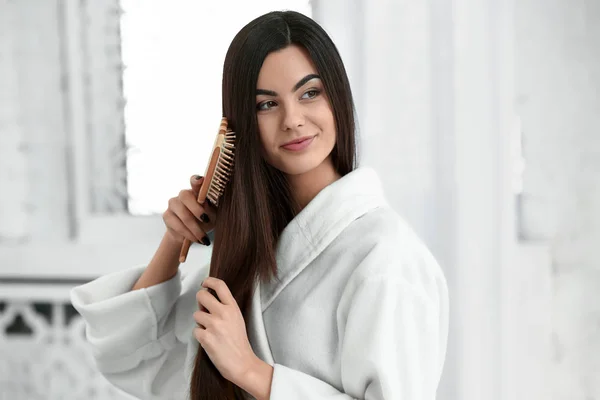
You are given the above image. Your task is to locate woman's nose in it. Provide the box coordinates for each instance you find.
[281,103,305,131]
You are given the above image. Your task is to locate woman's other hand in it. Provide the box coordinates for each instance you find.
[193,278,263,386]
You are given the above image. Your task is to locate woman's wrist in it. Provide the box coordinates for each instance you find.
[131,232,181,291]
[238,356,274,400]
[162,230,183,249]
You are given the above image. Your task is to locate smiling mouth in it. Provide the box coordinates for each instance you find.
[280,135,316,151]
[281,135,315,147]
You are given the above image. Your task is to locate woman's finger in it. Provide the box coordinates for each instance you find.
[193,310,212,330]
[179,190,206,220]
[196,289,223,315]
[171,195,208,243]
[180,189,216,230]
[163,208,199,244]
[190,175,204,196]
[202,277,236,307]
[200,199,217,225]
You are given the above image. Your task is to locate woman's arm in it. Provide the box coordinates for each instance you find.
[70,262,210,399]
[131,232,181,290]
[132,174,216,291]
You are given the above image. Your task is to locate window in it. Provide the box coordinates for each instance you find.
[121,0,312,215]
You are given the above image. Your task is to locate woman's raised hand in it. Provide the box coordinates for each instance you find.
[162,175,216,246]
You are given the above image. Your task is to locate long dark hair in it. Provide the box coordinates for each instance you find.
[190,10,357,400]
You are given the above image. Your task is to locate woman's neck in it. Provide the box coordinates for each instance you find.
[286,158,341,211]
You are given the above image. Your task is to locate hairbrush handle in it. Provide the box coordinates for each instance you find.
[179,118,229,263]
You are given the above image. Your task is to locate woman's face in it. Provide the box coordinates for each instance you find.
[255,44,336,176]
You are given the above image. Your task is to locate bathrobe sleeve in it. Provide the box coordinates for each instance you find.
[70,264,208,400]
[269,274,448,400]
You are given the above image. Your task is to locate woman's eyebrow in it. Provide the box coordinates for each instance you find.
[256,74,321,97]
[292,74,320,92]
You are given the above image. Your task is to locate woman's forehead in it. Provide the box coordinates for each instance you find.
[257,45,318,88]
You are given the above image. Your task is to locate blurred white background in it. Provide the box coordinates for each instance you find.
[0,0,599,399]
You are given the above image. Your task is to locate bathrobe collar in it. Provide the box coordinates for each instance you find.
[260,166,386,310]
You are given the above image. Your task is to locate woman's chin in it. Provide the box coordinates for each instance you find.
[273,159,317,176]
[278,155,334,177]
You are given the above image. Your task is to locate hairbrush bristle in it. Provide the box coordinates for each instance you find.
[207,130,236,206]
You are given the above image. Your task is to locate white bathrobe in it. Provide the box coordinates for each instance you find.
[70,167,449,400]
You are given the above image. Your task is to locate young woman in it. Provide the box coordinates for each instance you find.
[71,10,448,400]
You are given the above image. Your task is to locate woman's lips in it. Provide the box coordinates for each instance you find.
[281,136,315,151]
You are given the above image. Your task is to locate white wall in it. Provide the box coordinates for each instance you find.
[0,0,70,243]
[516,0,600,398]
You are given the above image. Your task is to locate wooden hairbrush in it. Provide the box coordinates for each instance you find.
[179,117,236,263]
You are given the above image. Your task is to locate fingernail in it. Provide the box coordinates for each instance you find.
[201,236,211,246]
[194,175,202,180]
[200,213,210,223]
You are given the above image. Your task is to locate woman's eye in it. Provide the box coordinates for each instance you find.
[301,89,320,99]
[257,100,277,111]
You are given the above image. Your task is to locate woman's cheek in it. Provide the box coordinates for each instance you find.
[257,119,278,158]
